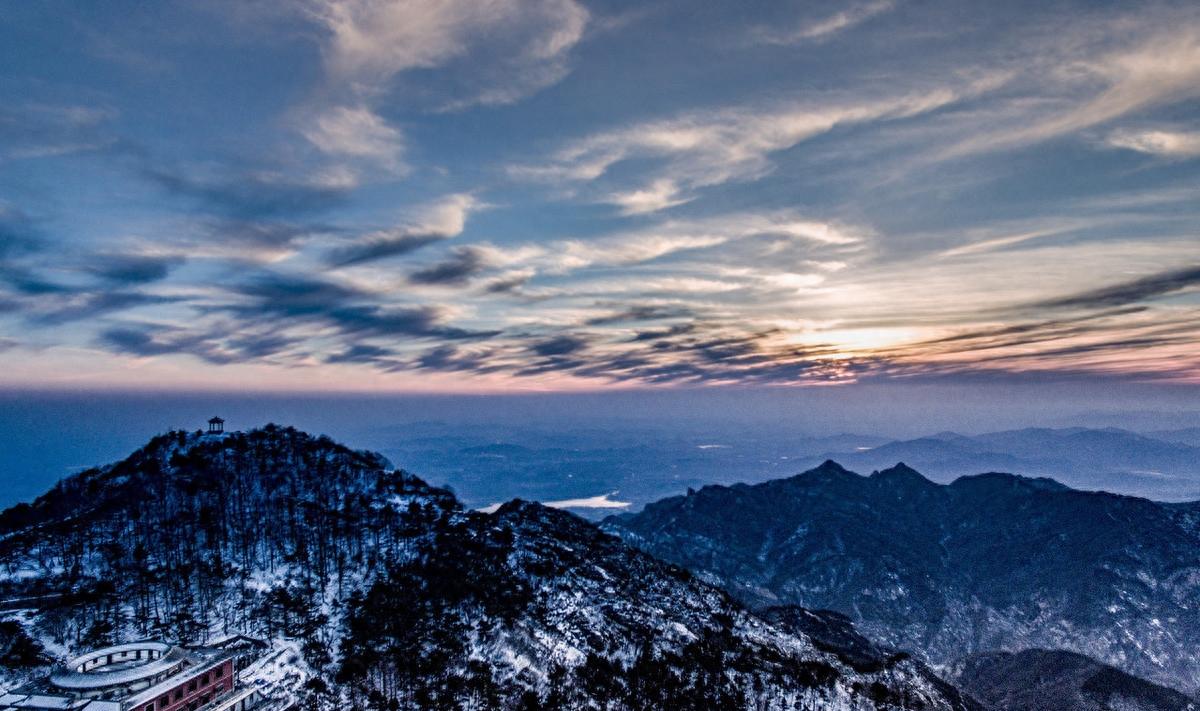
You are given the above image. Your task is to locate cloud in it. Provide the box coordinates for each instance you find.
[328,232,447,267]
[1107,128,1200,158]
[888,308,1152,361]
[483,270,535,294]
[283,0,589,196]
[586,304,692,325]
[98,325,298,365]
[0,103,118,160]
[874,305,1200,381]
[608,179,691,215]
[938,227,1074,258]
[530,334,588,356]
[1032,265,1200,310]
[304,0,588,109]
[630,323,696,341]
[208,220,333,249]
[302,104,405,171]
[327,304,494,340]
[512,84,987,212]
[325,343,395,364]
[409,246,490,285]
[1063,30,1200,131]
[84,254,184,285]
[482,211,867,277]
[224,332,300,359]
[491,327,857,385]
[145,165,351,220]
[414,344,501,373]
[226,271,496,341]
[35,291,182,325]
[232,272,364,317]
[326,193,479,267]
[751,0,895,45]
[943,29,1200,158]
[101,326,214,360]
[0,206,43,259]
[0,264,70,295]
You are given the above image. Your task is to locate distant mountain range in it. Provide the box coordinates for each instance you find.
[377,423,1200,517]
[605,461,1200,692]
[1149,427,1200,448]
[795,427,1200,501]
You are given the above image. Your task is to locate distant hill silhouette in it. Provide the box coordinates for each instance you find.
[790,427,1200,501]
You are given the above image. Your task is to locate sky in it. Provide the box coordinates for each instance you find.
[1,0,1199,392]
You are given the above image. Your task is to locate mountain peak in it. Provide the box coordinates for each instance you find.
[802,459,854,478]
[606,459,1200,691]
[871,462,932,485]
[949,471,1071,494]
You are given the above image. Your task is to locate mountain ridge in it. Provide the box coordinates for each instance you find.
[604,460,1200,692]
[797,427,1200,501]
[951,649,1198,711]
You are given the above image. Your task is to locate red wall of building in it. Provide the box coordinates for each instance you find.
[133,660,234,711]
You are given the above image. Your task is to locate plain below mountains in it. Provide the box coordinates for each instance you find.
[604,460,1200,694]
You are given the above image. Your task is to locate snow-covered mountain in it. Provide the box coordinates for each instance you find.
[951,649,1197,711]
[0,426,981,709]
[604,461,1200,693]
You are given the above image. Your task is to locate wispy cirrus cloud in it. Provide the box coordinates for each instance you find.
[303,0,588,109]
[409,246,490,285]
[512,81,999,213]
[143,164,353,220]
[939,28,1200,159]
[478,211,868,277]
[301,104,405,173]
[326,193,479,267]
[82,254,185,285]
[278,0,591,192]
[1107,128,1200,159]
[0,102,118,160]
[749,0,896,45]
[1031,265,1200,311]
[608,179,691,216]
